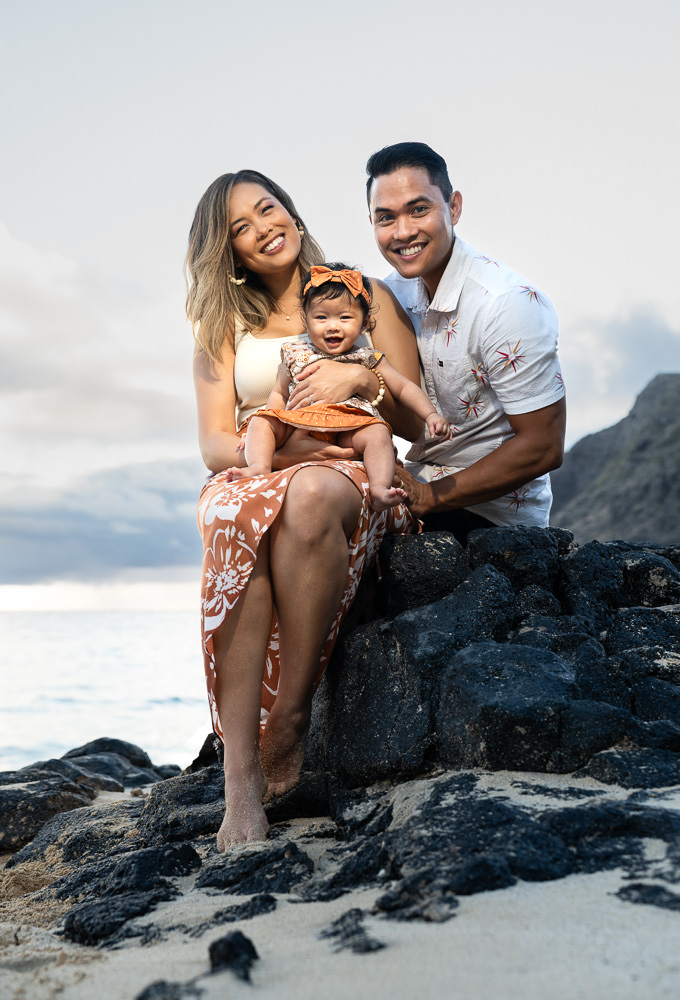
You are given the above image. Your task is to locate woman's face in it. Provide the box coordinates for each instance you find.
[228,182,302,276]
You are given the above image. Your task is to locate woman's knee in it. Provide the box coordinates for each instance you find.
[279,468,362,540]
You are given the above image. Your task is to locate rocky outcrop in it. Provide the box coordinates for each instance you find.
[1,525,679,998]
[550,372,680,543]
[300,528,680,793]
[0,738,180,851]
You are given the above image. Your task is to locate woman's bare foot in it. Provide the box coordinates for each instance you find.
[216,761,269,851]
[260,708,309,801]
[370,485,408,512]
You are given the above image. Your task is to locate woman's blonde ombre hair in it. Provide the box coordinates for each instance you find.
[185,170,324,362]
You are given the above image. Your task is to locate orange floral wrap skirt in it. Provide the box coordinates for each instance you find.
[197,459,417,741]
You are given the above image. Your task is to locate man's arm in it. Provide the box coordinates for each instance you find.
[398,397,566,517]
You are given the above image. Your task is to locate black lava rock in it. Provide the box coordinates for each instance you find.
[319,907,386,953]
[436,641,575,770]
[196,841,313,895]
[466,525,561,592]
[208,930,259,981]
[0,778,96,851]
[62,887,176,945]
[377,530,469,615]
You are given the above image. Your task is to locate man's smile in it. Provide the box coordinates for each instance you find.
[394,243,427,258]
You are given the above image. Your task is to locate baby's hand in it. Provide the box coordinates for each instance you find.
[426,412,453,440]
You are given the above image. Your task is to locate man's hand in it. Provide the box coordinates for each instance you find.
[394,466,438,518]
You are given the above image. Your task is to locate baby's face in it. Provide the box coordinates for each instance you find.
[305,293,367,355]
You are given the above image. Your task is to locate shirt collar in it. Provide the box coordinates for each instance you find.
[427,236,471,314]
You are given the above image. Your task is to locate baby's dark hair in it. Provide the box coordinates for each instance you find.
[300,262,373,322]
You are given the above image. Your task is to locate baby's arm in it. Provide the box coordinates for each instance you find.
[377,358,452,440]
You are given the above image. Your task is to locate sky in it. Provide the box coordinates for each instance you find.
[1,0,678,609]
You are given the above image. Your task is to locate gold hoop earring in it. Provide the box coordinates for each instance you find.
[228,271,247,286]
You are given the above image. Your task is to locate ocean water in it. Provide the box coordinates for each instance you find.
[0,610,211,773]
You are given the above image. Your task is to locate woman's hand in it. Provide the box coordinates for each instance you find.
[273,431,356,468]
[287,360,374,410]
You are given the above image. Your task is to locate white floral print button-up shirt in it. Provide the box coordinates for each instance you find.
[385,237,565,527]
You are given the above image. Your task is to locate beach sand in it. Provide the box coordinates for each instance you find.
[2,772,679,1000]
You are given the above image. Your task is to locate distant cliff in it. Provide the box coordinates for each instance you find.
[550,373,680,544]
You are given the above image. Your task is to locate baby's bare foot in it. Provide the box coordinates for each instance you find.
[216,763,269,851]
[260,709,308,801]
[224,466,246,483]
[225,463,270,483]
[370,485,408,512]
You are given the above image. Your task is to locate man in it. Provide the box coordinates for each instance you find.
[366,142,566,542]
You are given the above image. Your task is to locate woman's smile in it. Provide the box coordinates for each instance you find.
[261,234,286,254]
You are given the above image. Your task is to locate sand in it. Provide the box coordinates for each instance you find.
[1,772,679,1000]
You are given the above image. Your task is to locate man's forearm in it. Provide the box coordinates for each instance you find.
[403,399,566,517]
[429,437,557,510]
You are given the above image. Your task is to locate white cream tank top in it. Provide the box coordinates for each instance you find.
[233,326,310,427]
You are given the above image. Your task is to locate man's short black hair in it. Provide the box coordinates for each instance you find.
[366,142,453,207]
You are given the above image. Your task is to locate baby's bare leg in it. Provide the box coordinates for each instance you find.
[342,424,408,512]
[225,416,290,481]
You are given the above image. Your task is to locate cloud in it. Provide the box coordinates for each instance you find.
[0,224,197,490]
[560,307,680,447]
[0,226,204,586]
[0,458,206,584]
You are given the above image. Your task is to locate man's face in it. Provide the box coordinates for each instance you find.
[369,167,462,298]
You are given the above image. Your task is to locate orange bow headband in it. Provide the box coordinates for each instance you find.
[303,266,371,304]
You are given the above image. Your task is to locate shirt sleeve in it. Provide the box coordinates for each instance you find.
[480,286,565,415]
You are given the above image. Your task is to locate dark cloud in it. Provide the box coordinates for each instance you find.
[560,306,680,444]
[0,458,207,584]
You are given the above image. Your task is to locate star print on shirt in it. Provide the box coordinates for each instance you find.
[442,316,459,345]
[496,339,525,373]
[506,487,530,513]
[471,363,489,386]
[458,390,485,419]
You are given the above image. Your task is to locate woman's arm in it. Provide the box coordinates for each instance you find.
[265,364,290,410]
[193,345,246,473]
[365,280,422,440]
[287,358,377,410]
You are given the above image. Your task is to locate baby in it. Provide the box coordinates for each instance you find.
[226,263,451,511]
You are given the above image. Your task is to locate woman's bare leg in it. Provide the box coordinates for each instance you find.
[211,534,273,850]
[340,425,408,512]
[260,467,363,798]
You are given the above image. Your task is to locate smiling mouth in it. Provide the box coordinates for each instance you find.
[395,243,426,258]
[262,234,285,253]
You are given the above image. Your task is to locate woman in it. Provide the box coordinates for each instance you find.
[186,170,421,850]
